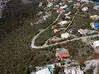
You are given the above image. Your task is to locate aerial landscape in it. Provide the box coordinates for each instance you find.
[0,0,99,74]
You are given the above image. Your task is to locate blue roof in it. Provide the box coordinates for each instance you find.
[91,0,99,2]
[59,48,65,51]
[48,65,54,72]
[94,22,99,28]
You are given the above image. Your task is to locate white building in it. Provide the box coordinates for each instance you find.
[64,67,84,74]
[90,15,99,21]
[82,7,88,12]
[47,3,53,7]
[91,40,99,48]
[93,5,99,10]
[79,0,89,3]
[58,21,69,25]
[31,68,51,74]
[61,32,70,39]
[60,5,68,9]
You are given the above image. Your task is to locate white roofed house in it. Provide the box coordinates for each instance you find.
[47,2,53,7]
[30,68,51,74]
[93,5,99,10]
[64,12,71,19]
[90,15,99,21]
[36,68,50,74]
[82,7,88,12]
[58,21,69,25]
[61,32,70,39]
[31,64,54,74]
[91,40,99,54]
[60,5,68,9]
[64,67,84,74]
[80,0,89,3]
[57,5,68,13]
[92,40,99,48]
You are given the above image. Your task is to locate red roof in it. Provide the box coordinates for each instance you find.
[56,50,70,58]
[58,8,62,13]
[76,2,80,7]
[94,53,99,59]
[51,25,56,30]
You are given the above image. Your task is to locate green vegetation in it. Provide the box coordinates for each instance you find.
[56,40,94,59]
[53,65,61,74]
[0,0,98,73]
[0,0,39,40]
[97,71,99,74]
[85,69,93,74]
[35,12,58,46]
[0,0,56,73]
[0,19,56,73]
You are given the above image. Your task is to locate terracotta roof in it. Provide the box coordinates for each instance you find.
[56,50,70,58]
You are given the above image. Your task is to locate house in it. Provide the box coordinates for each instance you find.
[43,15,49,20]
[91,40,99,48]
[91,40,99,54]
[93,5,99,10]
[79,0,89,3]
[51,25,57,30]
[65,16,71,19]
[60,5,68,9]
[64,12,71,19]
[82,7,88,12]
[57,5,68,13]
[31,64,54,74]
[58,21,69,25]
[90,22,99,29]
[36,68,51,74]
[61,32,70,39]
[53,29,58,33]
[78,29,98,35]
[74,2,81,7]
[68,0,73,3]
[64,67,84,74]
[56,48,70,58]
[47,64,55,72]
[57,8,63,13]
[30,68,51,74]
[47,3,53,7]
[90,15,99,21]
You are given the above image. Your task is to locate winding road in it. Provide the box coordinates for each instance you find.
[31,3,99,49]
[31,12,63,49]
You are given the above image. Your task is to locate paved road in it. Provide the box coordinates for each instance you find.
[31,33,99,49]
[31,12,63,49]
[31,3,99,49]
